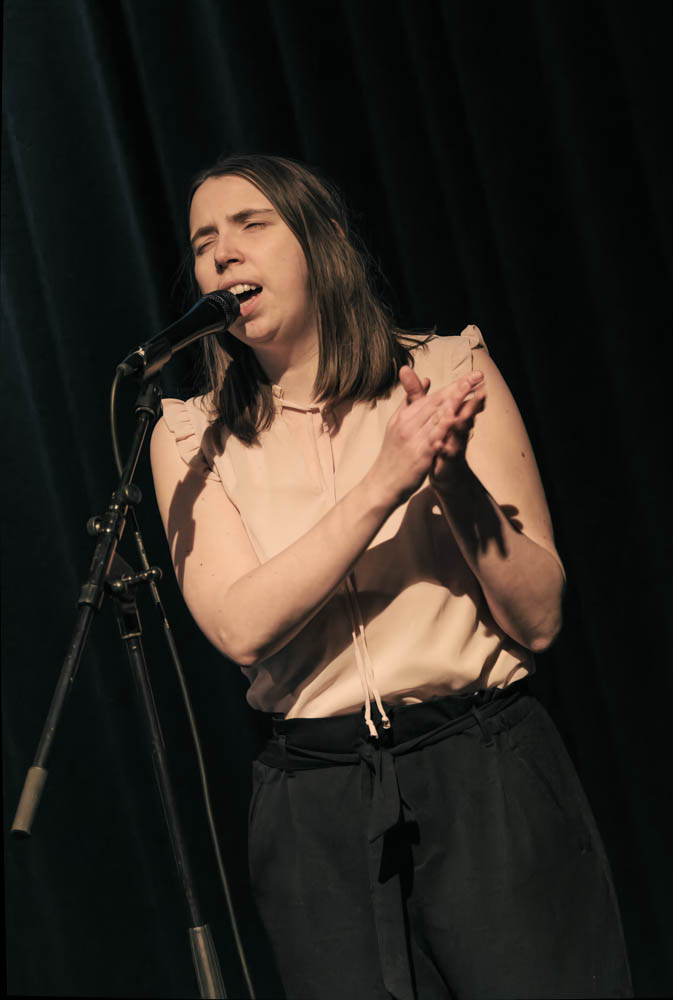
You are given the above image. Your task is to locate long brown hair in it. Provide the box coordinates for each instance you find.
[187,154,431,444]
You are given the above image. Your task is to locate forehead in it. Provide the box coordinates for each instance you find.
[189,174,274,227]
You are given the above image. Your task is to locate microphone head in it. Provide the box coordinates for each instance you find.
[117,288,242,379]
[204,288,241,326]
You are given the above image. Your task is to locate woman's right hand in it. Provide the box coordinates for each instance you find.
[368,366,485,507]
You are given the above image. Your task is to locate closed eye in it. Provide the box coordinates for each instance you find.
[195,240,215,256]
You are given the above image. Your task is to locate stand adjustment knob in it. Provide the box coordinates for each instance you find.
[122,484,142,505]
[86,516,103,536]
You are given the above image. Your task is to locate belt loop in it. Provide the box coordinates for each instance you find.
[470,704,494,747]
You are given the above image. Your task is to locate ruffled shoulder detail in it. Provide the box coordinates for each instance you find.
[412,324,489,385]
[161,396,222,482]
[458,323,488,356]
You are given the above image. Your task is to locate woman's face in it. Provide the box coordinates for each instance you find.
[189,174,316,354]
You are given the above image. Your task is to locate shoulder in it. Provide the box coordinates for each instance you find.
[409,325,488,385]
[161,393,217,434]
[152,393,224,482]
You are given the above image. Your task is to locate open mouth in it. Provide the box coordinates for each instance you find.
[228,283,263,303]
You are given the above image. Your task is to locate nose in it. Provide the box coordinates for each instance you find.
[213,233,243,273]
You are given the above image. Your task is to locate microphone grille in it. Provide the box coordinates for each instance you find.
[206,288,241,325]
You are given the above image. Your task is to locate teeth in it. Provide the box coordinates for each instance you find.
[228,283,259,295]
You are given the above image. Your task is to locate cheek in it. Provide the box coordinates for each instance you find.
[193,260,213,295]
[286,248,310,299]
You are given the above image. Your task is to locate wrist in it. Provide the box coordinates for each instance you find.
[430,454,474,498]
[360,464,401,518]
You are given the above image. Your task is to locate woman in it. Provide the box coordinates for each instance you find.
[151,155,632,999]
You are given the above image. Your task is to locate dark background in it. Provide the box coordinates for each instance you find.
[3,1,672,997]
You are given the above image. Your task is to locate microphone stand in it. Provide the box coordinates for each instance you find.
[11,376,228,1000]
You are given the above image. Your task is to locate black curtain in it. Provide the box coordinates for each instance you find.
[3,1,671,997]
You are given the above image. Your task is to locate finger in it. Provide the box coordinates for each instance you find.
[423,371,484,413]
[399,372,483,437]
[426,387,485,447]
[424,403,462,442]
[451,371,484,405]
[435,402,485,456]
[399,365,426,403]
[455,386,486,419]
[447,392,486,438]
[435,384,486,429]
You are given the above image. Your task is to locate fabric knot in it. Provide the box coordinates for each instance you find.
[470,703,494,746]
[358,742,402,843]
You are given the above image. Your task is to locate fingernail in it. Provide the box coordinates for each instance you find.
[469,371,483,382]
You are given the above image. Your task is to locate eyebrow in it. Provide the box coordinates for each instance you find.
[190,208,275,247]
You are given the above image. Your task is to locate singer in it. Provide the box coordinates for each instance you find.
[150,155,632,999]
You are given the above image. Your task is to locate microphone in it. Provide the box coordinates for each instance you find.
[118,289,240,378]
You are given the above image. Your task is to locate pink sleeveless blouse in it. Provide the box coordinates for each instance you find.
[161,326,534,728]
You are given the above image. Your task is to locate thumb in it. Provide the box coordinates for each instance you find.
[399,365,429,402]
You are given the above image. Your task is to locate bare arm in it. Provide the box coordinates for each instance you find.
[150,374,478,666]
[402,352,565,651]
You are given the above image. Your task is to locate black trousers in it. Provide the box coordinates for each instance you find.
[248,682,632,999]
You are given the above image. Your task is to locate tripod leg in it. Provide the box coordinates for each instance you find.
[12,604,97,836]
[113,591,227,1000]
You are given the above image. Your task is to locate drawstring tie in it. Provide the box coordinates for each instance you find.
[345,574,390,737]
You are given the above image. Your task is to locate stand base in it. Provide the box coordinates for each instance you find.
[12,766,49,837]
[189,923,227,999]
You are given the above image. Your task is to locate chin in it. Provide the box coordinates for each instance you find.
[232,321,276,346]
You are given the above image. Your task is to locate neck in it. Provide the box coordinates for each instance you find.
[255,334,320,406]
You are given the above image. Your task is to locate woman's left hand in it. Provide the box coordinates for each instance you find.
[398,365,486,489]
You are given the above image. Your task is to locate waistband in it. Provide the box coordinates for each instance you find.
[259,678,531,771]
